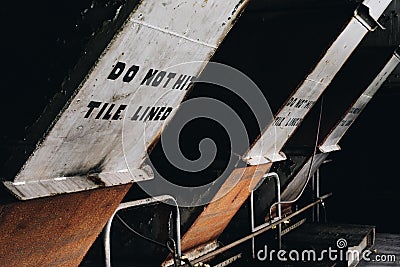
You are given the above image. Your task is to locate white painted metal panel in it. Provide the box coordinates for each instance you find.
[4,0,250,200]
[129,0,246,48]
[363,0,393,21]
[280,153,328,202]
[278,47,400,206]
[244,0,392,165]
[320,50,400,153]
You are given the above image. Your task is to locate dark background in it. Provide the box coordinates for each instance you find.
[0,0,399,236]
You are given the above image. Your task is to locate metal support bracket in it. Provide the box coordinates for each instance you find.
[354,4,385,31]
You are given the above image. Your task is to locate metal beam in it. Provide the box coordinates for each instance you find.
[271,47,400,213]
[4,0,252,200]
[244,0,392,165]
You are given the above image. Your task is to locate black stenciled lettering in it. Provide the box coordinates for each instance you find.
[186,76,197,90]
[107,62,126,80]
[161,107,173,120]
[286,97,297,107]
[151,71,167,87]
[163,72,176,88]
[123,65,140,82]
[141,69,159,85]
[95,103,109,119]
[304,100,314,109]
[274,117,285,126]
[345,120,353,126]
[131,106,143,121]
[172,74,187,89]
[84,101,101,118]
[284,118,290,127]
[112,105,127,120]
[145,107,160,120]
[102,104,115,120]
[290,98,315,109]
[139,106,150,121]
[154,107,166,120]
[179,75,192,90]
[294,99,302,108]
[350,107,362,114]
[131,106,172,121]
[284,117,302,127]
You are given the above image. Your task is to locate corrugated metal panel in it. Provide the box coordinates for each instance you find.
[4,0,251,200]
[244,0,392,165]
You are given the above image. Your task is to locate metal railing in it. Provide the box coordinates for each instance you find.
[187,193,332,266]
[250,172,281,258]
[103,195,181,267]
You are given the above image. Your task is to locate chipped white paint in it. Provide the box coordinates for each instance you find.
[320,50,400,153]
[4,0,250,200]
[244,0,392,165]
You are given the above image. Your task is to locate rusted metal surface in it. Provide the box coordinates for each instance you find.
[0,184,131,267]
[244,0,392,165]
[267,203,293,221]
[179,163,271,255]
[175,2,391,260]
[5,0,250,200]
[105,195,181,267]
